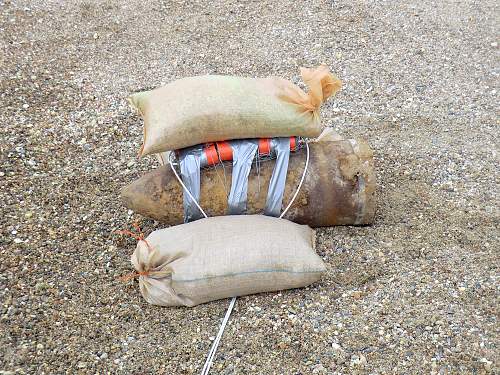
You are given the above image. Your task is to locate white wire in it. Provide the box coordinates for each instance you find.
[201,296,237,375]
[169,160,208,219]
[279,141,309,219]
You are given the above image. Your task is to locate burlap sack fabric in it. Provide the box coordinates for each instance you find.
[129,65,341,156]
[131,215,326,307]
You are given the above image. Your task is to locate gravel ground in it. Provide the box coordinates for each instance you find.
[1,0,499,374]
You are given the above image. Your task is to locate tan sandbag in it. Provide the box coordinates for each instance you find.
[129,65,341,156]
[130,215,325,307]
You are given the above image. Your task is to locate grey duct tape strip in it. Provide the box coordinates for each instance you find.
[227,140,259,215]
[264,137,291,217]
[179,145,204,223]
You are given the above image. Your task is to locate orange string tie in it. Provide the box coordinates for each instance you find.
[118,270,150,282]
[115,221,153,251]
[115,222,154,282]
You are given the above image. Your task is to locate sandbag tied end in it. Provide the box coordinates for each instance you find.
[301,64,342,108]
[279,64,342,114]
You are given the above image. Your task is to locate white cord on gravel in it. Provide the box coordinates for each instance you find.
[200,296,237,375]
[169,141,310,375]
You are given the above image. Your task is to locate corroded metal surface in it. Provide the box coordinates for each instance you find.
[121,139,376,227]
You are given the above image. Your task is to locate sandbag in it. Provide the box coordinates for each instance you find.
[130,215,326,307]
[129,65,341,156]
[121,137,376,227]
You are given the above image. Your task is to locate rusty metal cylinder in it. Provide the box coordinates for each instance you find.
[121,138,376,227]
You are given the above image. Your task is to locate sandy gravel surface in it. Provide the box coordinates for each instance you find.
[1,0,498,374]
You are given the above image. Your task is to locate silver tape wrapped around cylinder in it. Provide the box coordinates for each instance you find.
[176,137,293,220]
[178,145,204,222]
[264,137,291,217]
[227,140,259,215]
